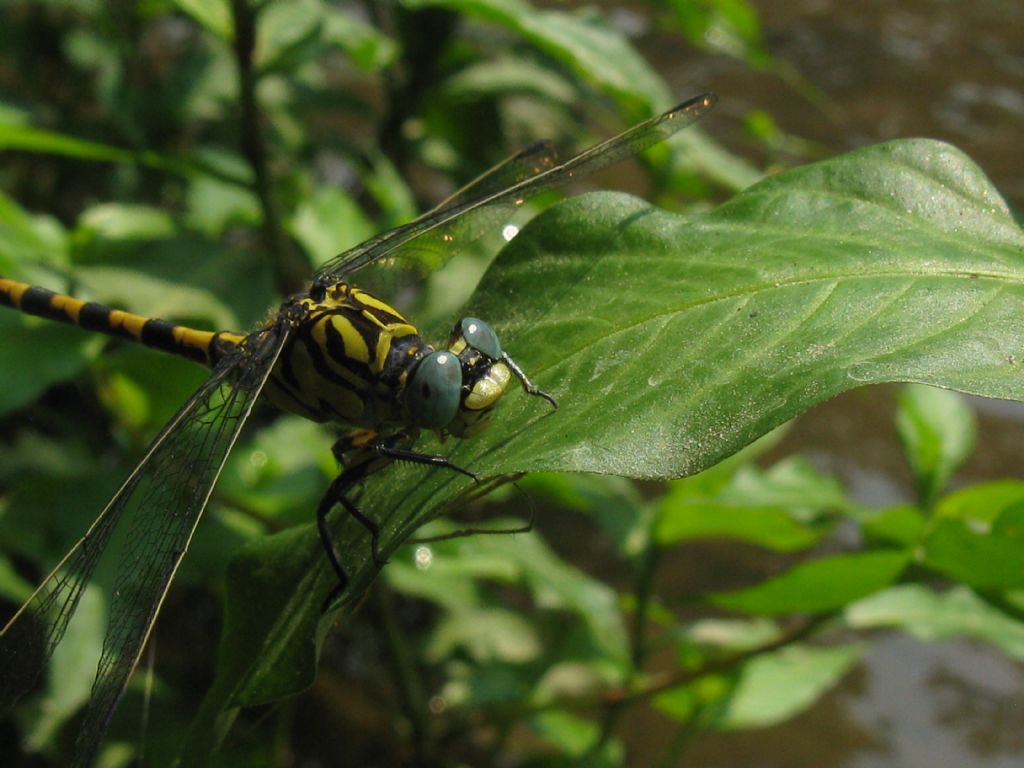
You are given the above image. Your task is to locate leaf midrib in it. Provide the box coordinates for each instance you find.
[529,269,1021,380]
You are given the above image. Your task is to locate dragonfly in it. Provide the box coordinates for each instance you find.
[0,92,716,765]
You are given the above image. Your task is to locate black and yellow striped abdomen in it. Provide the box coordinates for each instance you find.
[0,276,244,367]
[262,282,428,428]
[0,275,433,432]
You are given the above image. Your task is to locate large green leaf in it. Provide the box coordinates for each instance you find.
[186,138,1024,755]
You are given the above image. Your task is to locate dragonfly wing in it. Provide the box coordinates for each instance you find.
[314,93,716,282]
[0,325,289,766]
[310,138,559,284]
[426,138,559,214]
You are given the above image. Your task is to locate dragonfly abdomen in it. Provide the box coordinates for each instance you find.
[0,276,244,367]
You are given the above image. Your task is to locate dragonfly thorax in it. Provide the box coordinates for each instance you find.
[262,282,426,428]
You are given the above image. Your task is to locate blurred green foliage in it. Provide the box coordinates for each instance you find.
[2,1,1024,767]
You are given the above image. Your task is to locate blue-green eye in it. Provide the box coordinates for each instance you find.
[408,351,462,429]
[460,317,501,359]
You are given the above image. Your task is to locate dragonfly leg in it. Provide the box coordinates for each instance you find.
[318,473,382,611]
[412,508,534,545]
[370,442,479,482]
[320,431,481,611]
[501,351,558,409]
[411,476,535,545]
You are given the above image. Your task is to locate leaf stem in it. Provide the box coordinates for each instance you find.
[586,540,662,758]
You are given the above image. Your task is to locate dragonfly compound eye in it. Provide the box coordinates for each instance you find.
[455,317,502,360]
[407,351,462,429]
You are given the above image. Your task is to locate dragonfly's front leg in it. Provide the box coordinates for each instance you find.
[318,430,478,610]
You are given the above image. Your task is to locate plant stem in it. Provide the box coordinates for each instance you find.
[585,540,662,758]
[656,711,703,768]
[229,0,306,294]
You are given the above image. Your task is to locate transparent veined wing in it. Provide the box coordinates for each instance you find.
[314,93,717,283]
[428,138,558,213]
[0,324,290,767]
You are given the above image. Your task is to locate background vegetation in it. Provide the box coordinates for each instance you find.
[1,1,1023,766]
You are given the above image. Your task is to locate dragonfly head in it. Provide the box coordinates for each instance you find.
[405,317,512,438]
[406,317,555,437]
[445,317,514,438]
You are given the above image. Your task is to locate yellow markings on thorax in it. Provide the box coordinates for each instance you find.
[333,315,371,364]
[351,289,410,322]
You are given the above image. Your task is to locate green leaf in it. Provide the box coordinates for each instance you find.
[289,187,375,268]
[71,234,276,330]
[397,527,630,667]
[921,501,1024,589]
[181,526,321,763]
[255,0,325,76]
[185,159,261,235]
[216,417,335,522]
[0,122,137,163]
[172,0,233,39]
[76,203,176,244]
[655,638,862,731]
[711,551,909,614]
[427,607,542,663]
[895,383,976,506]
[0,313,97,415]
[681,616,782,653]
[858,504,927,547]
[189,139,1024,748]
[255,0,398,77]
[713,644,861,730]
[655,492,819,552]
[491,532,629,665]
[846,584,1024,660]
[321,5,397,70]
[655,457,843,551]
[531,710,623,765]
[0,120,246,184]
[73,204,178,263]
[443,57,580,105]
[667,0,771,66]
[25,587,106,749]
[0,555,33,605]
[935,479,1024,525]
[0,191,69,272]
[386,550,486,611]
[520,473,649,559]
[406,0,671,109]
